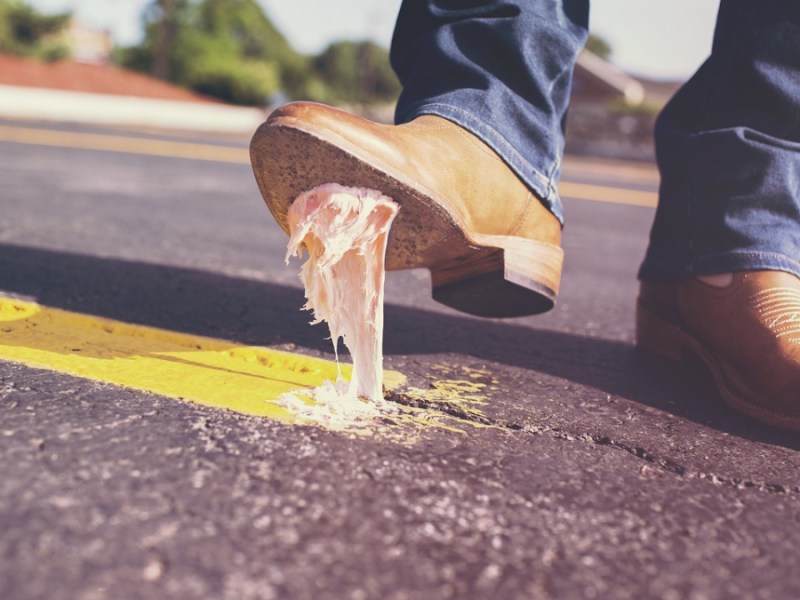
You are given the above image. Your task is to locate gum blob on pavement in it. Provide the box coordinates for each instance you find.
[282,183,399,425]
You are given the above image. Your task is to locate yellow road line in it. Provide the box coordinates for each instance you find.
[562,157,659,186]
[0,124,658,207]
[0,125,250,164]
[0,296,402,422]
[559,180,657,207]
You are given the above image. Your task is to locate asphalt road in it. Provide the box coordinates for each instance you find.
[1,118,799,600]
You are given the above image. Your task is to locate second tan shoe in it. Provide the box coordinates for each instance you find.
[250,102,563,318]
[637,271,800,431]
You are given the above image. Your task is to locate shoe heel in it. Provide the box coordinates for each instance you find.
[635,300,685,361]
[430,237,563,318]
[502,236,563,299]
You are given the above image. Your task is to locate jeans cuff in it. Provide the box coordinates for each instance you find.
[638,250,800,282]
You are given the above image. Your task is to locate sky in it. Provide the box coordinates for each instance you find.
[27,0,721,80]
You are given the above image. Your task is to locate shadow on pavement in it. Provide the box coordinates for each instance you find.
[1,242,796,450]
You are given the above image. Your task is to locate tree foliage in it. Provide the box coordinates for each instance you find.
[118,0,316,104]
[118,0,399,106]
[313,41,401,105]
[585,33,612,61]
[0,0,70,61]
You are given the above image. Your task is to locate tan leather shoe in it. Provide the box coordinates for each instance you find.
[250,102,563,318]
[637,271,800,430]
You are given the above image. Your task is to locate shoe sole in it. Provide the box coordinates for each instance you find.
[250,116,563,318]
[636,299,800,431]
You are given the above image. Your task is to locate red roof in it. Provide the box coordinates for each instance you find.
[0,53,218,104]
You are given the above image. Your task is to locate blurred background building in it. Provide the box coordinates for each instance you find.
[60,17,112,64]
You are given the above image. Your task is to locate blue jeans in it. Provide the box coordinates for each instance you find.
[390,0,800,282]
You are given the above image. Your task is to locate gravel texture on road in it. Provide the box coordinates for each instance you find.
[1,121,798,599]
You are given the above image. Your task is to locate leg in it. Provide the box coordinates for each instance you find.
[250,0,588,317]
[640,0,800,280]
[391,0,590,223]
[638,0,800,429]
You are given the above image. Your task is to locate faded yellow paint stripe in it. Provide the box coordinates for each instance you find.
[559,180,657,207]
[562,156,659,186]
[0,296,406,421]
[0,125,250,164]
[0,124,658,207]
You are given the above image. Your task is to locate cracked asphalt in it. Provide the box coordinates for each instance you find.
[1,119,799,599]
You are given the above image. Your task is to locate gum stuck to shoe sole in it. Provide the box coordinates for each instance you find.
[250,117,563,318]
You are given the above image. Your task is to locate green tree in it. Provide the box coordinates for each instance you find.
[192,0,319,101]
[0,0,70,60]
[146,0,191,79]
[312,40,401,105]
[120,0,306,104]
[173,31,280,105]
[585,33,612,61]
[120,0,401,106]
[194,0,294,63]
